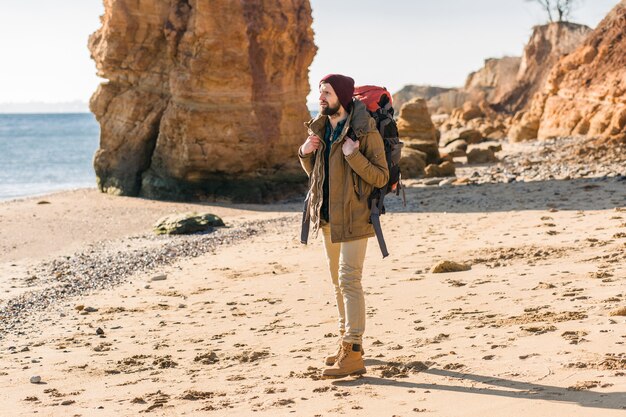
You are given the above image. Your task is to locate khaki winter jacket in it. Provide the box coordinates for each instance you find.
[299,100,389,243]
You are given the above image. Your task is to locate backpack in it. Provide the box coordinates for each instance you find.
[350,85,405,258]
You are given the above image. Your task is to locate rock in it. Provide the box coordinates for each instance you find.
[36,200,50,205]
[404,140,440,164]
[96,327,105,335]
[424,161,455,178]
[194,351,219,365]
[495,22,592,114]
[464,56,521,105]
[89,0,316,202]
[392,85,455,115]
[153,212,224,235]
[458,129,483,144]
[486,143,503,153]
[399,148,427,178]
[422,178,441,186]
[538,5,625,143]
[467,147,499,164]
[438,178,455,186]
[84,306,98,313]
[396,98,440,163]
[430,261,471,273]
[508,111,541,142]
[441,140,467,158]
[459,102,484,122]
[30,375,41,384]
[151,274,167,281]
[483,127,506,140]
[609,306,626,317]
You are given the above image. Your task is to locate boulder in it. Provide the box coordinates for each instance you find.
[467,147,498,164]
[424,161,455,178]
[397,98,439,141]
[399,148,427,178]
[458,129,483,144]
[430,260,471,273]
[403,139,440,164]
[441,139,468,158]
[153,212,225,235]
[396,98,440,163]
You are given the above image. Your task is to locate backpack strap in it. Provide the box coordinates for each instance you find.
[300,190,311,244]
[369,187,389,258]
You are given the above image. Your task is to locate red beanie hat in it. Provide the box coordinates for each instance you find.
[320,74,355,111]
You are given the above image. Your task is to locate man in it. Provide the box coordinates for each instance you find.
[298,74,389,378]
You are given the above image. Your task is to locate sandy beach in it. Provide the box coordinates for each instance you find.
[0,163,624,416]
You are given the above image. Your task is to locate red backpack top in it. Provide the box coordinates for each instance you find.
[353,86,393,113]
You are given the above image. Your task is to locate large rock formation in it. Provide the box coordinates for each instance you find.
[89,0,316,202]
[464,56,521,105]
[509,2,626,143]
[495,22,592,114]
[392,85,455,115]
[393,56,520,116]
[396,98,440,177]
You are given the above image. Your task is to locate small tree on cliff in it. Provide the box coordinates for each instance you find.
[526,0,583,23]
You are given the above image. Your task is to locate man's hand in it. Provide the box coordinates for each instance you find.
[342,138,359,156]
[300,134,321,155]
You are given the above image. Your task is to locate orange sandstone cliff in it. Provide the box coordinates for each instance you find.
[509,1,626,142]
[89,0,316,202]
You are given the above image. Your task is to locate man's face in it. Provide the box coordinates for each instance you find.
[319,82,340,116]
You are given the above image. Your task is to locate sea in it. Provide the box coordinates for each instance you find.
[0,110,320,202]
[0,113,100,202]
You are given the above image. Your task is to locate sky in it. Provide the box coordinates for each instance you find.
[0,0,620,111]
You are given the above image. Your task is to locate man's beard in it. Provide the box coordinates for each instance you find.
[320,102,340,116]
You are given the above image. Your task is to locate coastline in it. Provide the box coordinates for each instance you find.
[0,173,624,415]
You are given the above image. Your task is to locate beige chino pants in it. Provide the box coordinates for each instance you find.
[320,221,368,345]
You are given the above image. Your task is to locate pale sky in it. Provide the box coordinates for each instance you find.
[0,0,619,110]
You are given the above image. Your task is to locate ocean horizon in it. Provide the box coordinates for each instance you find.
[0,113,99,202]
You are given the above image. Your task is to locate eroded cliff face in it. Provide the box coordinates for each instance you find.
[509,1,626,142]
[464,56,521,105]
[496,22,592,114]
[89,0,316,202]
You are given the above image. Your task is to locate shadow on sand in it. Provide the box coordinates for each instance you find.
[185,175,626,214]
[330,360,626,411]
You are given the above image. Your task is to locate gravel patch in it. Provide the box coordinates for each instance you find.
[0,215,297,338]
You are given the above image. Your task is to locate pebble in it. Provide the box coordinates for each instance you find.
[422,178,441,186]
[30,375,41,384]
[151,274,167,281]
[0,217,291,336]
[96,327,104,335]
[439,178,455,187]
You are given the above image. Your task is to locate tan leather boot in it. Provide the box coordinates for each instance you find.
[324,340,365,366]
[322,342,366,378]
